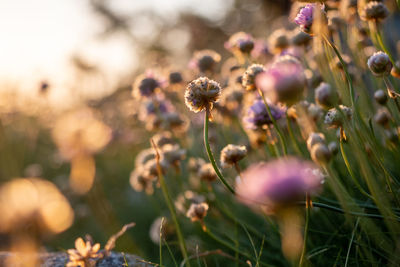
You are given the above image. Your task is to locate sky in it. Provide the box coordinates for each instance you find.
[0,0,232,108]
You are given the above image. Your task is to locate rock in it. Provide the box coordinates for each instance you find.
[0,251,153,267]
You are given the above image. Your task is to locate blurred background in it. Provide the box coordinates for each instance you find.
[0,0,292,260]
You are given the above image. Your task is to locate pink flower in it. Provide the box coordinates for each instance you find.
[236,157,323,209]
[294,4,315,33]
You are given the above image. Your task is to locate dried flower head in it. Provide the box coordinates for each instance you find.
[186,202,209,222]
[149,217,174,245]
[367,51,393,77]
[188,157,206,173]
[67,237,101,267]
[152,131,175,148]
[360,1,389,22]
[242,64,266,91]
[243,99,285,130]
[236,158,323,210]
[220,144,247,168]
[257,57,306,106]
[324,105,352,128]
[189,50,221,73]
[129,169,155,195]
[175,190,206,215]
[135,148,156,168]
[185,77,221,113]
[198,163,218,183]
[161,144,186,168]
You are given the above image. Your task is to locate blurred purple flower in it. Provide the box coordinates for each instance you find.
[243,99,285,130]
[294,4,315,33]
[236,157,323,208]
[256,57,306,106]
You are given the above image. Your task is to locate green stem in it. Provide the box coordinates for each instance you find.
[204,108,236,194]
[373,22,400,73]
[257,88,288,155]
[286,112,302,155]
[299,195,310,267]
[152,142,190,266]
[339,139,374,199]
[204,226,272,267]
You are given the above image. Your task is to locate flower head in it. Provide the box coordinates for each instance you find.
[242,64,265,90]
[256,57,306,106]
[220,144,247,168]
[243,99,285,130]
[185,77,221,112]
[236,158,323,209]
[324,105,352,128]
[360,2,389,22]
[367,51,393,77]
[189,50,221,73]
[315,82,338,109]
[295,4,315,33]
[225,32,255,54]
[132,72,164,99]
[186,202,209,222]
[67,237,101,267]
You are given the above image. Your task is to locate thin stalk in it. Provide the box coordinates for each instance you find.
[344,218,360,267]
[151,140,190,267]
[286,112,302,155]
[204,227,272,267]
[299,195,310,267]
[204,108,235,194]
[373,22,400,73]
[257,88,288,155]
[339,139,374,200]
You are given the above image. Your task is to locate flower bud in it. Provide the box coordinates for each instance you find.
[324,105,352,128]
[367,51,392,77]
[328,141,338,155]
[186,203,209,222]
[310,143,332,165]
[315,82,338,109]
[307,132,326,151]
[374,108,391,127]
[374,89,387,105]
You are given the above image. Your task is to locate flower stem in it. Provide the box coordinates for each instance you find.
[151,140,190,266]
[257,88,288,156]
[299,195,310,267]
[204,108,236,194]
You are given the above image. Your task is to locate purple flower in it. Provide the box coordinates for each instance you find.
[256,56,306,106]
[294,4,315,33]
[243,99,285,130]
[225,32,255,54]
[236,157,323,209]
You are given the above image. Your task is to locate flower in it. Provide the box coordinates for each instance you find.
[185,77,221,112]
[189,50,221,73]
[67,237,101,267]
[220,144,247,168]
[243,99,285,130]
[324,105,352,128]
[242,64,265,90]
[198,163,218,183]
[310,143,332,165]
[256,57,306,106]
[225,32,255,54]
[186,202,209,222]
[236,158,323,209]
[294,4,315,33]
[314,82,338,109]
[129,169,155,195]
[367,51,393,77]
[132,72,164,98]
[306,132,326,152]
[360,1,389,22]
[268,29,289,53]
[169,71,183,84]
[374,89,387,105]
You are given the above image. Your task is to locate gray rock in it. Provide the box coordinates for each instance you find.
[0,251,153,267]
